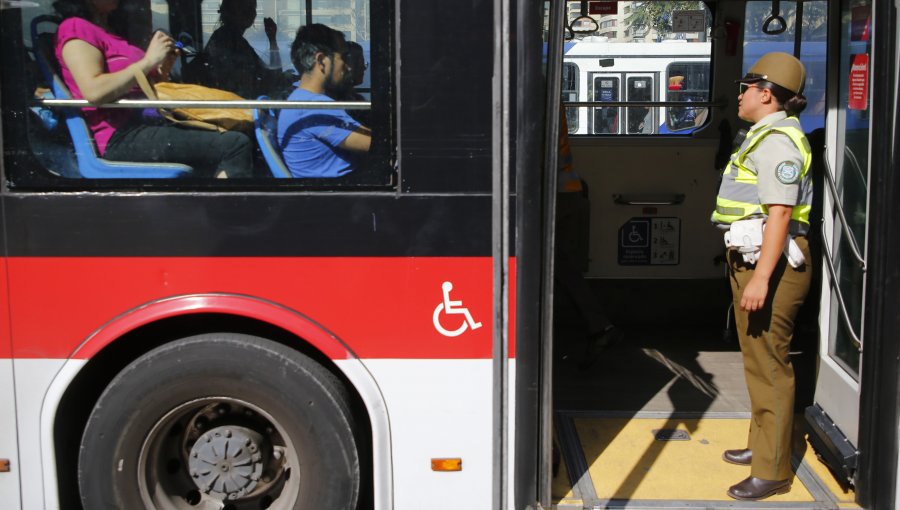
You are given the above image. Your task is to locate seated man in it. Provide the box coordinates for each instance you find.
[278,24,370,178]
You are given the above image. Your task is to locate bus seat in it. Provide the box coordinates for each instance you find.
[30,16,192,179]
[253,96,291,178]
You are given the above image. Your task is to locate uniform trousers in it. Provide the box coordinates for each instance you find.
[727,235,811,481]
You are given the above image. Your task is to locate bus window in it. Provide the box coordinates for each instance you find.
[592,76,619,134]
[6,0,391,188]
[559,1,712,136]
[562,62,579,133]
[626,75,653,134]
[665,62,710,133]
[743,0,828,132]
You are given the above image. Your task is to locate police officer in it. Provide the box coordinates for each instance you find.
[711,52,813,501]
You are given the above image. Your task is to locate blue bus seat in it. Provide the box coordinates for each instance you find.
[30,16,192,179]
[253,96,291,178]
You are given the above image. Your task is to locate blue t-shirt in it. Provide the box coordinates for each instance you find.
[277,88,361,178]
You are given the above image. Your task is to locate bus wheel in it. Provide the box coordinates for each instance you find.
[78,333,360,510]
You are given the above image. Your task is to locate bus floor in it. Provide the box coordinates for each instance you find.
[550,323,860,509]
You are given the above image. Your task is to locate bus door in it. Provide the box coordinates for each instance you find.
[590,73,620,134]
[806,0,871,488]
[624,74,655,135]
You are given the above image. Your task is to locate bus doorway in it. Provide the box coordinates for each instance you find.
[534,1,891,509]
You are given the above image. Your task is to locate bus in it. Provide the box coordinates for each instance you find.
[561,40,827,135]
[561,41,712,135]
[0,1,897,509]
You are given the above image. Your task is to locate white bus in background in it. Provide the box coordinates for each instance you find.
[561,41,712,135]
[562,40,827,136]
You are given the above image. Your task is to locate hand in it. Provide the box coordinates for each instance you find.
[740,274,769,312]
[264,17,278,42]
[157,51,177,81]
[144,30,175,69]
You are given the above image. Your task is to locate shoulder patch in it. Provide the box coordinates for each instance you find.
[775,161,801,184]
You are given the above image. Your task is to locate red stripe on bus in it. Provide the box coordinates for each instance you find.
[0,258,11,358]
[5,257,515,360]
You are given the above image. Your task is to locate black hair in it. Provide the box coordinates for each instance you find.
[290,24,346,74]
[53,0,126,35]
[53,0,91,20]
[758,81,808,116]
[217,0,256,29]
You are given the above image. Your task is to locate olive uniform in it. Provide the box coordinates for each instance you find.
[713,81,813,482]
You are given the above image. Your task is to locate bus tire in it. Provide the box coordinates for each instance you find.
[77,333,360,510]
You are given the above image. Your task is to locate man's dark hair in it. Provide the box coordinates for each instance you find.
[290,24,347,74]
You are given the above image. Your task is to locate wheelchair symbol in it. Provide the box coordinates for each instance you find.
[628,225,644,244]
[433,281,482,337]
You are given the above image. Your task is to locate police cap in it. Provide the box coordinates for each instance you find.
[737,52,806,94]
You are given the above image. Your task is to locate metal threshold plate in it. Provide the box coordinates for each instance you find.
[653,428,690,441]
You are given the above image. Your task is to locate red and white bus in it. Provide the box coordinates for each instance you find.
[0,1,898,509]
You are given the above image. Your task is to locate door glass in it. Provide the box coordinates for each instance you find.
[744,1,829,132]
[592,76,619,134]
[626,76,653,134]
[554,1,712,136]
[562,63,580,133]
[829,0,871,376]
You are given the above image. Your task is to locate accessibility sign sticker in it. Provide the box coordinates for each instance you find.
[618,217,680,265]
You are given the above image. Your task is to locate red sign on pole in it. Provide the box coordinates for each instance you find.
[848,53,869,111]
[588,1,617,16]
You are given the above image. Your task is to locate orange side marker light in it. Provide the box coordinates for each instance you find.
[0,459,10,472]
[431,458,462,471]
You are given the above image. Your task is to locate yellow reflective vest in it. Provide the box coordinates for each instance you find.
[711,115,812,235]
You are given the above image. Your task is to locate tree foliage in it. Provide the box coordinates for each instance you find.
[627,1,705,39]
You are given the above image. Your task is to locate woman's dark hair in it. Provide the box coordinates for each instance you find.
[759,81,808,116]
[217,0,255,29]
[53,0,126,35]
[53,0,91,19]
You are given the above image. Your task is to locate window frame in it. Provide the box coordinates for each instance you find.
[2,0,395,192]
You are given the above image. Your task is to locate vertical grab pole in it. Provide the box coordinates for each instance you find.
[793,0,805,58]
[492,0,511,505]
[539,0,566,507]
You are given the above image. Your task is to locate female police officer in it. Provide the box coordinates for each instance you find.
[711,52,813,501]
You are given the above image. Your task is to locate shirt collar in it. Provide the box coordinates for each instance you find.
[748,111,788,133]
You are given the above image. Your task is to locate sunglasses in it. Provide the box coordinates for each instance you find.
[739,83,762,94]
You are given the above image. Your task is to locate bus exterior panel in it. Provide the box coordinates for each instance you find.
[4,192,509,509]
[8,259,506,510]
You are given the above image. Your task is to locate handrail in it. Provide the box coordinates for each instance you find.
[820,221,863,351]
[844,145,868,188]
[613,193,684,206]
[562,100,724,108]
[33,98,371,110]
[762,0,787,35]
[822,147,867,270]
[37,99,716,110]
[568,0,599,38]
[569,14,599,35]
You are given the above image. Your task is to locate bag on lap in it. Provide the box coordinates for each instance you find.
[133,69,253,132]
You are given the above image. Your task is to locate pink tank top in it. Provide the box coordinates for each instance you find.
[55,18,145,155]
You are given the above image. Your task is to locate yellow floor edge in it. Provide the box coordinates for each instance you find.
[551,415,861,508]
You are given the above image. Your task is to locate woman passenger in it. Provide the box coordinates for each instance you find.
[202,0,287,99]
[54,0,253,178]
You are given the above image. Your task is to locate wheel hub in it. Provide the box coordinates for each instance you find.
[188,425,265,500]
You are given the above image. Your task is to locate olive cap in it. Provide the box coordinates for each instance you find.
[738,52,806,94]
